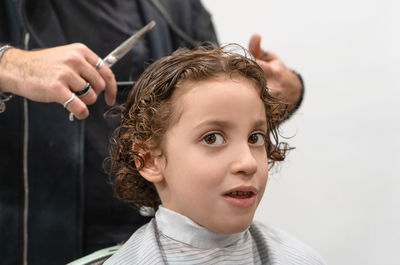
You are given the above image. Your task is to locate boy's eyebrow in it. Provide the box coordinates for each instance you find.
[193,119,268,130]
[193,119,233,130]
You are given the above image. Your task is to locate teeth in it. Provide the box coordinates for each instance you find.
[229,191,254,196]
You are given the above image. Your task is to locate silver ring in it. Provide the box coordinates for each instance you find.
[63,93,76,108]
[75,82,91,97]
[95,58,103,70]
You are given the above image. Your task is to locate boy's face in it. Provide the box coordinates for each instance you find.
[153,74,269,234]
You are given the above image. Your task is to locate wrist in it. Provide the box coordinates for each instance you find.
[0,45,15,63]
[0,45,16,113]
[0,45,18,93]
[286,70,304,116]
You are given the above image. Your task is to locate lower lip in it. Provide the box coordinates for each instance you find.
[223,195,256,208]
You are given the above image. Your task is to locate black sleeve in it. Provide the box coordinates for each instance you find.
[0,0,23,45]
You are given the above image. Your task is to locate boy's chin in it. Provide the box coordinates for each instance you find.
[216,212,256,234]
[206,219,253,235]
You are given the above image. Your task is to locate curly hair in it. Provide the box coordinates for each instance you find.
[105,44,291,210]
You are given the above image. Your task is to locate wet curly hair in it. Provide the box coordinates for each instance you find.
[105,44,291,210]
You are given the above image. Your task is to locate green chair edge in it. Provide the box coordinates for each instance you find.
[66,245,121,265]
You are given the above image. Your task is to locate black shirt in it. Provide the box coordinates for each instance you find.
[49,0,150,80]
[50,0,152,253]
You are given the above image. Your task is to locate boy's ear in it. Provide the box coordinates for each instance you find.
[133,143,164,183]
[139,153,164,183]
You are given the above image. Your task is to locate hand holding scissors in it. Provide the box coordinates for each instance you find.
[64,21,156,121]
[0,21,155,120]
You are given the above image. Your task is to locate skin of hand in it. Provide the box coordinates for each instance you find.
[249,34,302,111]
[0,43,117,119]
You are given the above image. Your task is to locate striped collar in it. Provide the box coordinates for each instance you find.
[155,206,247,249]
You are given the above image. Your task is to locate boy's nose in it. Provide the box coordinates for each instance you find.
[230,144,258,176]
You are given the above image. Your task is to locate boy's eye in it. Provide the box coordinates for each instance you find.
[248,133,265,146]
[202,133,224,146]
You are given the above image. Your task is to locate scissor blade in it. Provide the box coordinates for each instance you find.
[103,21,156,67]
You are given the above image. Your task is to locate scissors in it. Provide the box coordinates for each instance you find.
[103,20,155,68]
[68,20,156,121]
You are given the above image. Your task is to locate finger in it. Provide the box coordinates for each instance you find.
[66,96,90,120]
[255,59,274,78]
[69,43,107,96]
[248,33,265,59]
[77,59,106,96]
[80,47,116,105]
[97,65,117,106]
[67,70,98,105]
[60,91,89,120]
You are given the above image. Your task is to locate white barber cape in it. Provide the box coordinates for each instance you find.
[104,206,326,265]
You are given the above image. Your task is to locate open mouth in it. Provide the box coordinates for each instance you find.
[224,191,256,198]
[223,189,257,208]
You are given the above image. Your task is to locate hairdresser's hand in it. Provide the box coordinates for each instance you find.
[249,34,302,111]
[0,43,117,119]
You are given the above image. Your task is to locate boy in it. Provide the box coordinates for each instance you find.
[104,45,325,264]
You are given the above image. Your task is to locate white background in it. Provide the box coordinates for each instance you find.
[202,1,400,264]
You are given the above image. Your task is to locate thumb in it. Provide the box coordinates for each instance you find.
[248,33,264,59]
